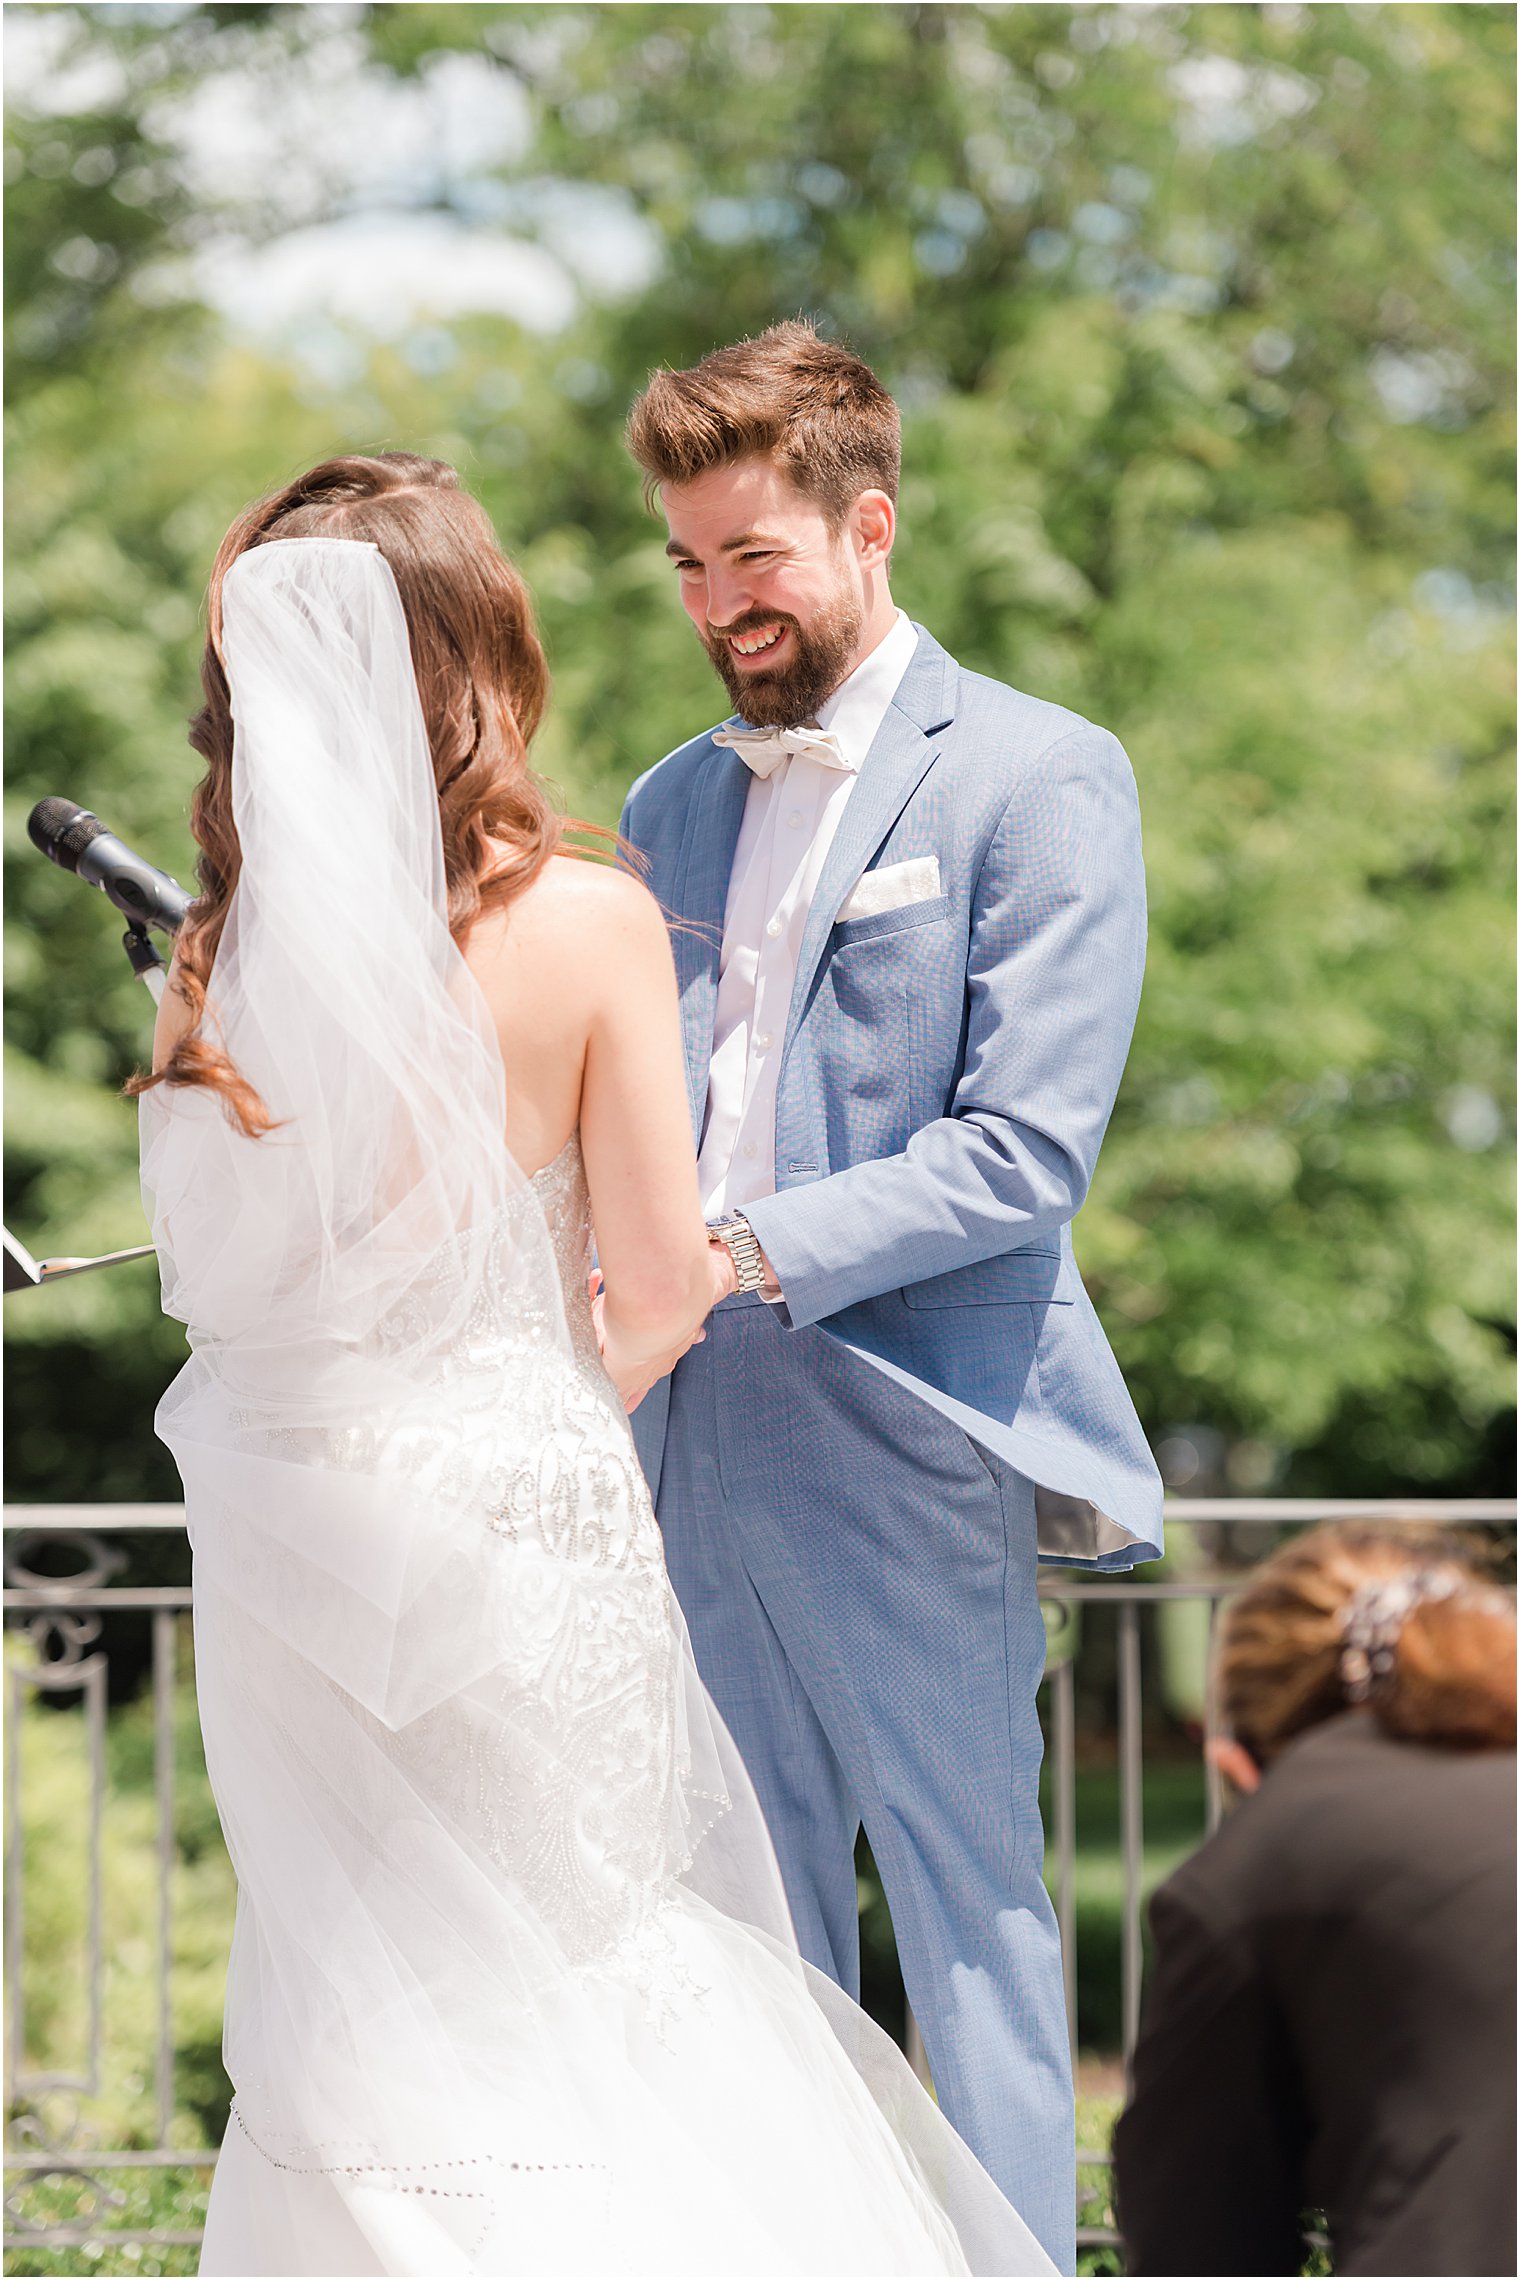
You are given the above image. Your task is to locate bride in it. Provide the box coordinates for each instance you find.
[136,452,1054,2278]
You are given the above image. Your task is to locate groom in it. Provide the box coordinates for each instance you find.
[619,322,1162,2272]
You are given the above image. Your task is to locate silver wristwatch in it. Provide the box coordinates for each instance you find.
[707,1213,769,1296]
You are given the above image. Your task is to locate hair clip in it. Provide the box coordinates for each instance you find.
[1337,1566,1463,1702]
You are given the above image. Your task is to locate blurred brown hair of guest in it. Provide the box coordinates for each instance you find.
[129,452,568,1137]
[625,317,901,521]
[1219,1519,1516,1770]
[1113,1520,1516,2279]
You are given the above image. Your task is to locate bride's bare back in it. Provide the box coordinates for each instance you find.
[461,853,627,1176]
[462,851,713,1400]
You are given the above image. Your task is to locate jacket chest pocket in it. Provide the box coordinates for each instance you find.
[825,894,953,1026]
[830,893,952,949]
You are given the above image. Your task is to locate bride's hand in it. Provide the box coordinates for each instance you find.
[590,1268,705,1413]
[605,1326,706,1415]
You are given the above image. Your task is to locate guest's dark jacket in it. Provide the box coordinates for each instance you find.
[1113,1712,1516,2276]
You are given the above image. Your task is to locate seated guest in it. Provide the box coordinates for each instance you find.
[1113,1522,1516,2277]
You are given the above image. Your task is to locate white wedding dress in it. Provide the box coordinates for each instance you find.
[140,538,1054,2278]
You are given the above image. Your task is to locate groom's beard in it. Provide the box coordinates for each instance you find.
[702,591,865,727]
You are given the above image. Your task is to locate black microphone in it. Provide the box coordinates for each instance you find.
[27,798,192,935]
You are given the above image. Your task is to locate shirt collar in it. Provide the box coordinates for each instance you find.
[812,609,919,771]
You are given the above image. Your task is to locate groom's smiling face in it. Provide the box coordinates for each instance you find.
[661,456,893,727]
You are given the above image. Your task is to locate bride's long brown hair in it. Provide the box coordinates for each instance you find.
[131,452,570,1136]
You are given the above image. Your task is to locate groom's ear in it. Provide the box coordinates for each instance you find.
[849,489,896,574]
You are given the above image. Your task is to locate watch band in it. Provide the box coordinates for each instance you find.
[707,1213,768,1296]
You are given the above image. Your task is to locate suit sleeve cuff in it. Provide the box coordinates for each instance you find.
[739,1189,839,1330]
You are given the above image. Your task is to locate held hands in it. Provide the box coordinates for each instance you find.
[589,1262,718,1414]
[588,1238,775,1414]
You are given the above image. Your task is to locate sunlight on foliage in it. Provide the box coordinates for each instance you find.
[5,3,1513,1505]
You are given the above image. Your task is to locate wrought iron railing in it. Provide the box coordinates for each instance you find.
[5,1498,1513,2267]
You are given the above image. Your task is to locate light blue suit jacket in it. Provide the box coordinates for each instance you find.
[622,624,1162,1569]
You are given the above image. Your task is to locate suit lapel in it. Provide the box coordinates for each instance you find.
[671,738,750,1139]
[783,627,958,1058]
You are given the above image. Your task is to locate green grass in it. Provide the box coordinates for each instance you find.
[1076,2090,1124,2274]
[4,2169,209,2279]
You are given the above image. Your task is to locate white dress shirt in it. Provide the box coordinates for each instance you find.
[698,608,919,1218]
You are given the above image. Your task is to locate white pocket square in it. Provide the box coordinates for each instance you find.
[839,855,941,924]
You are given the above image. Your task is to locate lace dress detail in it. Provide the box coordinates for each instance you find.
[383,1135,689,1984]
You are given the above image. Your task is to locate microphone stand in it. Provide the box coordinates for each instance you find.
[6,876,171,1298]
[4,926,167,1293]
[123,920,167,1004]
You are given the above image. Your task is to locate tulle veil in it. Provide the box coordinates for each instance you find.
[139,537,1053,2277]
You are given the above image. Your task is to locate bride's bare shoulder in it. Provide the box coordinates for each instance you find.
[476,853,671,998]
[527,851,664,938]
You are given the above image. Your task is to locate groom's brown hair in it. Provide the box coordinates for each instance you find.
[626,319,900,519]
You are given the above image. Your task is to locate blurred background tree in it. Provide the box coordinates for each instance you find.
[5,1,1514,1507]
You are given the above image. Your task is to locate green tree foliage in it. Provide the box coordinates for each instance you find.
[5,3,1513,1505]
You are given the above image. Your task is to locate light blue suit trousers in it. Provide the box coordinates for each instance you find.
[649,1293,1074,2267]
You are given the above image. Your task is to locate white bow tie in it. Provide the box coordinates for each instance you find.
[711,721,855,780]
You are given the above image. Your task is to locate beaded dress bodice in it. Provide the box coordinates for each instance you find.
[526,1132,604,1374]
[383,1128,682,1980]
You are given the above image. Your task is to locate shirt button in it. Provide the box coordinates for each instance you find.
[756,1032,774,1051]
[743,1142,758,1159]
[766,916,784,938]
[786,809,804,828]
